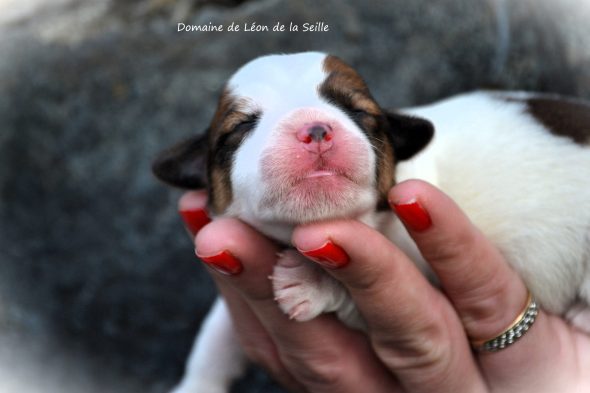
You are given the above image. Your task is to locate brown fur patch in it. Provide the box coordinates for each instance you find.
[207,89,261,214]
[207,89,234,214]
[321,56,381,115]
[321,55,396,210]
[375,137,396,210]
[526,97,590,145]
[209,166,232,214]
[206,89,262,214]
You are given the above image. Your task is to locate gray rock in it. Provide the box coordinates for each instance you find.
[0,0,589,392]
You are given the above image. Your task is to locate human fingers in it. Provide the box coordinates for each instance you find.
[178,192,303,389]
[292,221,486,393]
[178,190,211,237]
[196,218,400,393]
[178,192,307,390]
[213,279,306,392]
[389,180,576,390]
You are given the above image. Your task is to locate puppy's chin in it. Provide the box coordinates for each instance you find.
[258,179,377,224]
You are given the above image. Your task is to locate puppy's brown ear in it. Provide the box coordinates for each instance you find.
[152,132,208,189]
[385,112,434,161]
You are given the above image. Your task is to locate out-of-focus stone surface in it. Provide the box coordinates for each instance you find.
[0,0,589,392]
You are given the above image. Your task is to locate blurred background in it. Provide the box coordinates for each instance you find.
[0,0,589,392]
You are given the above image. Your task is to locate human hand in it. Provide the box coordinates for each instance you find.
[178,180,590,393]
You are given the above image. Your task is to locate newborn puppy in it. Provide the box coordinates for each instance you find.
[153,52,590,393]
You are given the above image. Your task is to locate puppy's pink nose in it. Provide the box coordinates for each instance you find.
[296,123,334,153]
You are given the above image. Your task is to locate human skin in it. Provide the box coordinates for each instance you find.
[178,179,590,393]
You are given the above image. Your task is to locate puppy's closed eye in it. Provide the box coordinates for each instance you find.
[231,114,260,134]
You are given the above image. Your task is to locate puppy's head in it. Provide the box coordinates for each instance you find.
[153,52,433,223]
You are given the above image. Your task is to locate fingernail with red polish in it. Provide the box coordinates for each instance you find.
[179,209,211,236]
[392,199,432,232]
[299,241,350,269]
[197,250,243,275]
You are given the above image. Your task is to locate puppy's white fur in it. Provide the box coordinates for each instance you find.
[172,53,590,393]
[228,52,379,240]
[402,92,590,313]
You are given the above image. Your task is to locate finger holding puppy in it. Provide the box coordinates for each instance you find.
[194,217,401,393]
[292,181,590,393]
[292,220,485,393]
[177,191,304,392]
[388,180,589,391]
[179,191,401,393]
[178,190,211,238]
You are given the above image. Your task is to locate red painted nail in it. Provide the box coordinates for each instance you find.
[299,241,349,269]
[392,200,432,232]
[179,209,211,236]
[197,250,243,275]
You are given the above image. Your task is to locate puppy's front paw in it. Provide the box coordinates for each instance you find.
[271,250,336,322]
